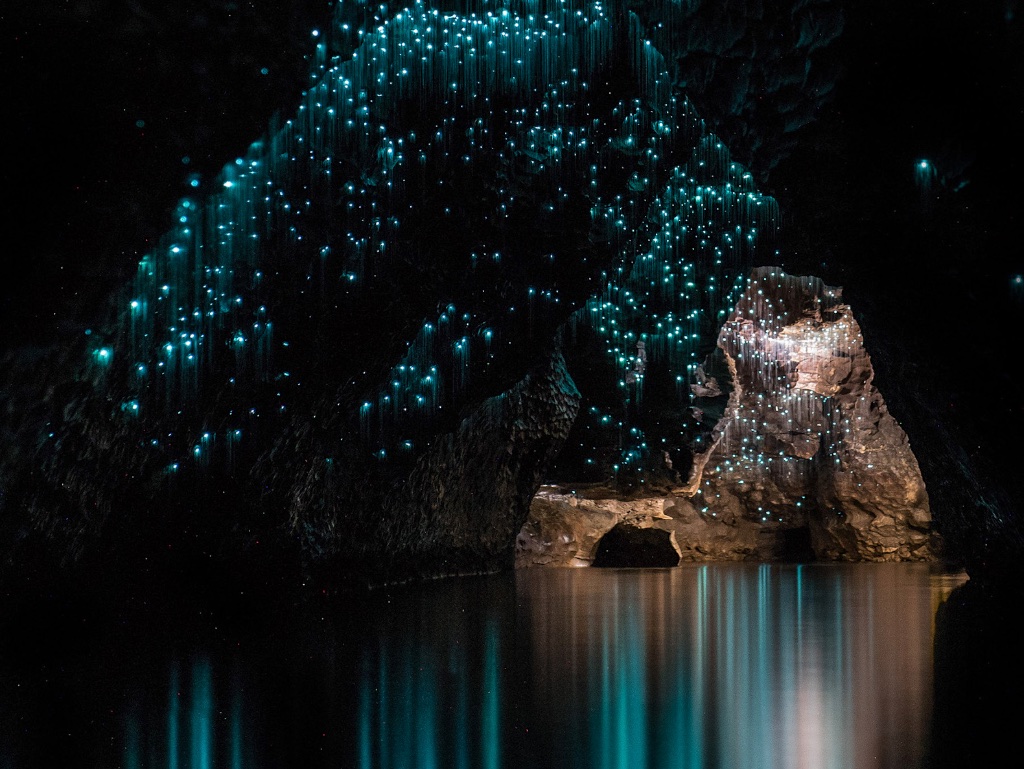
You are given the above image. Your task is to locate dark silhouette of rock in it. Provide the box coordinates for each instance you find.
[592,522,680,567]
[0,2,692,585]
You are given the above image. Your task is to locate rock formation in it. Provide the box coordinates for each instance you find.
[517,268,936,566]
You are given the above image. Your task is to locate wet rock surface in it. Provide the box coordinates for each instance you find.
[521,269,937,567]
[517,487,813,566]
[685,268,935,561]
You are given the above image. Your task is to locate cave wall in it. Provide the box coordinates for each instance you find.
[1,1,766,582]
[14,1,1016,582]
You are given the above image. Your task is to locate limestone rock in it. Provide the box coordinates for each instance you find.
[520,268,936,566]
[515,489,620,567]
[516,487,812,566]
[685,267,935,561]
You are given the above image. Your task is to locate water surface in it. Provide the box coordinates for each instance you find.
[1,564,967,768]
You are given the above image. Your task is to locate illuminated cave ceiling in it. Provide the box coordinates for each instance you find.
[2,0,842,342]
[0,0,844,577]
[2,0,1022,577]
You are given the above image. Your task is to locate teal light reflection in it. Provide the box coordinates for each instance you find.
[152,658,244,769]
[482,620,501,769]
[520,565,938,769]
[167,663,180,769]
[112,567,944,769]
[230,669,244,769]
[190,659,213,769]
[357,616,502,769]
[123,710,141,769]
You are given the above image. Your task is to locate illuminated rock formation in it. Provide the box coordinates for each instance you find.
[687,267,933,560]
[518,267,935,565]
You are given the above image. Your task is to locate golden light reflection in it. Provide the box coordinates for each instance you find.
[518,564,965,769]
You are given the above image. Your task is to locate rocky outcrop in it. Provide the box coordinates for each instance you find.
[515,489,623,567]
[520,268,936,566]
[685,267,934,560]
[372,350,582,577]
[516,487,813,566]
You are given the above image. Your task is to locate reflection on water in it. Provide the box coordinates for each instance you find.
[1,565,966,769]
[356,619,501,769]
[122,658,249,769]
[519,565,961,769]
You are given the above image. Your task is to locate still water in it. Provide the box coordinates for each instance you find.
[2,564,967,769]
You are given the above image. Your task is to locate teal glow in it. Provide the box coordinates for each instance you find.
[191,659,213,769]
[116,567,944,768]
[915,158,936,188]
[356,606,507,768]
[123,711,141,769]
[168,663,180,769]
[482,620,500,769]
[358,656,374,769]
[95,0,784,475]
[230,672,243,769]
[516,565,942,768]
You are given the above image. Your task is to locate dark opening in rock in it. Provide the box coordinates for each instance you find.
[756,527,815,562]
[592,523,681,568]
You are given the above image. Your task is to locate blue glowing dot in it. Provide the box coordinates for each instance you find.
[223,180,234,189]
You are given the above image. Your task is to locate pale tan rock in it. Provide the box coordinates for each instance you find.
[517,268,937,566]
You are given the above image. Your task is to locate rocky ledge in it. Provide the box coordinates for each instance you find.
[518,268,938,567]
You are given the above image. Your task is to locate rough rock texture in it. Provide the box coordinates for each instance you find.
[516,487,812,566]
[684,267,934,561]
[0,347,579,591]
[517,489,656,567]
[372,350,581,578]
[519,268,936,566]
